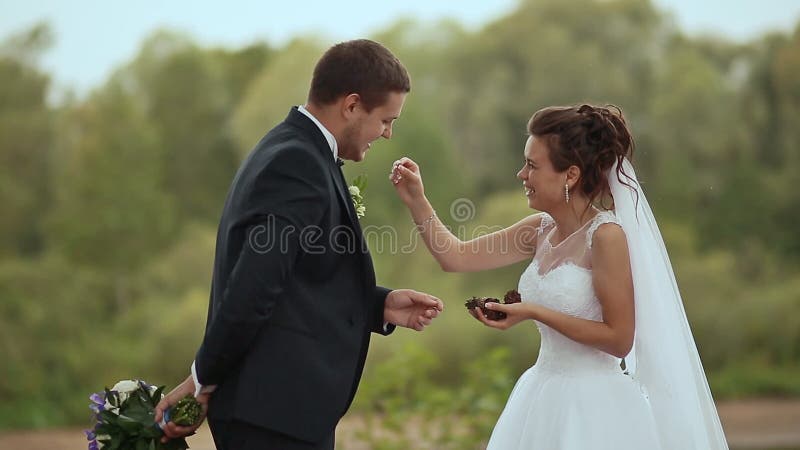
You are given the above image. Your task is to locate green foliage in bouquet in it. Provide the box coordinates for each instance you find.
[171,395,203,427]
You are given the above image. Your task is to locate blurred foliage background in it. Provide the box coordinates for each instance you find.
[1,0,799,442]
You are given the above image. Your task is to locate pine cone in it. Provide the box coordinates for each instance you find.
[503,289,522,304]
[464,296,506,320]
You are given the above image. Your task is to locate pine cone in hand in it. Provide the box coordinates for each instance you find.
[464,296,506,320]
[504,290,522,304]
[465,290,522,320]
[171,395,202,426]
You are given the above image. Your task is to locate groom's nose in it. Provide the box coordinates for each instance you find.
[382,125,392,139]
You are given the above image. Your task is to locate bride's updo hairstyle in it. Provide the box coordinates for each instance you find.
[527,104,635,208]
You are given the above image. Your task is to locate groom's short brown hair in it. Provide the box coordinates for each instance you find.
[308,39,410,111]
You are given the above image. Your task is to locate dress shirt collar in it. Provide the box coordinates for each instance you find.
[297,104,338,161]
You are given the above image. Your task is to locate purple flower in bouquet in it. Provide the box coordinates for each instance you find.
[84,429,98,450]
[88,393,105,415]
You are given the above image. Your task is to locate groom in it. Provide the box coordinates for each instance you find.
[154,39,443,449]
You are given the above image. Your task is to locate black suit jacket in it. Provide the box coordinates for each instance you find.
[195,107,394,443]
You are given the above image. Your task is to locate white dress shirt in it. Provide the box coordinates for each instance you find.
[297,104,338,161]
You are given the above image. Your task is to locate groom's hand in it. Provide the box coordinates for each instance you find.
[154,375,209,443]
[384,289,443,331]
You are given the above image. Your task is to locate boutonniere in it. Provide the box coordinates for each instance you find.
[348,174,367,219]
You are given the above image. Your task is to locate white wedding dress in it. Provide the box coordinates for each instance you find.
[486,211,662,449]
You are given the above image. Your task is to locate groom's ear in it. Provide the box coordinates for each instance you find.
[341,93,362,119]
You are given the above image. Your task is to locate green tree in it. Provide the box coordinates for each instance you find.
[444,0,664,190]
[47,80,177,310]
[231,37,324,157]
[0,23,54,257]
[123,31,243,223]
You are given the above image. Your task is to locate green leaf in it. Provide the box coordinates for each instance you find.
[98,410,119,423]
[152,385,166,404]
[95,423,115,435]
[352,174,368,191]
[116,414,144,433]
[105,388,119,408]
[124,391,156,424]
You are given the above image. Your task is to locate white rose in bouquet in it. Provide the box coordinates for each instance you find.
[111,379,138,404]
[111,379,138,393]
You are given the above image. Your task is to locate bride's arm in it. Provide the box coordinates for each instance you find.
[392,158,539,272]
[479,223,635,358]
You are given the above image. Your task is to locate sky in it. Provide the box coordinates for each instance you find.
[1,0,799,96]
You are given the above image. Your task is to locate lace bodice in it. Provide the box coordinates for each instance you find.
[519,210,624,375]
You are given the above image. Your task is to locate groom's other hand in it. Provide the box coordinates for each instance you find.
[384,289,443,331]
[154,375,210,443]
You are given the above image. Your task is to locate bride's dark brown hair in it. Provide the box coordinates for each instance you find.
[527,104,635,209]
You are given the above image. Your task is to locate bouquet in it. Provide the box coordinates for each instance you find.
[86,379,202,450]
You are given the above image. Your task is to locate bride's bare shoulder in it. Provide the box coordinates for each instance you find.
[590,222,629,256]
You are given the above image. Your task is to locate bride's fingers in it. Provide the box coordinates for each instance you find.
[398,157,419,172]
[483,302,508,314]
[397,165,419,180]
[392,158,418,175]
[389,170,403,185]
[474,307,491,326]
[475,307,505,329]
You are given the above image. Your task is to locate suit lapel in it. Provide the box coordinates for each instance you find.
[330,160,375,298]
[329,162,361,233]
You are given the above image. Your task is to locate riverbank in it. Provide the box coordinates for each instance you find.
[1,399,797,449]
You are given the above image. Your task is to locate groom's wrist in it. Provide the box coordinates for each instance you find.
[191,361,217,397]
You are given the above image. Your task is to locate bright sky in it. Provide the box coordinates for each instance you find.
[1,0,798,95]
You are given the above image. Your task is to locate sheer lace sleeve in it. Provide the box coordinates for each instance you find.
[586,211,622,249]
[537,212,555,236]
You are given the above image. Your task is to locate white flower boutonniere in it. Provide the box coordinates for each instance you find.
[349,174,367,219]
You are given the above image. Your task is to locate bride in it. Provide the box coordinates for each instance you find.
[390,104,728,449]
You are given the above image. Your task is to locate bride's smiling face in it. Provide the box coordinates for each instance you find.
[517,135,565,211]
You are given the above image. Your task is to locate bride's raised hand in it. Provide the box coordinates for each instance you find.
[390,157,425,206]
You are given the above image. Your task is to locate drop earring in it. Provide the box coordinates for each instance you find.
[565,183,570,203]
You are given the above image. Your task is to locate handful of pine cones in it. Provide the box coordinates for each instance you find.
[464,290,522,320]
